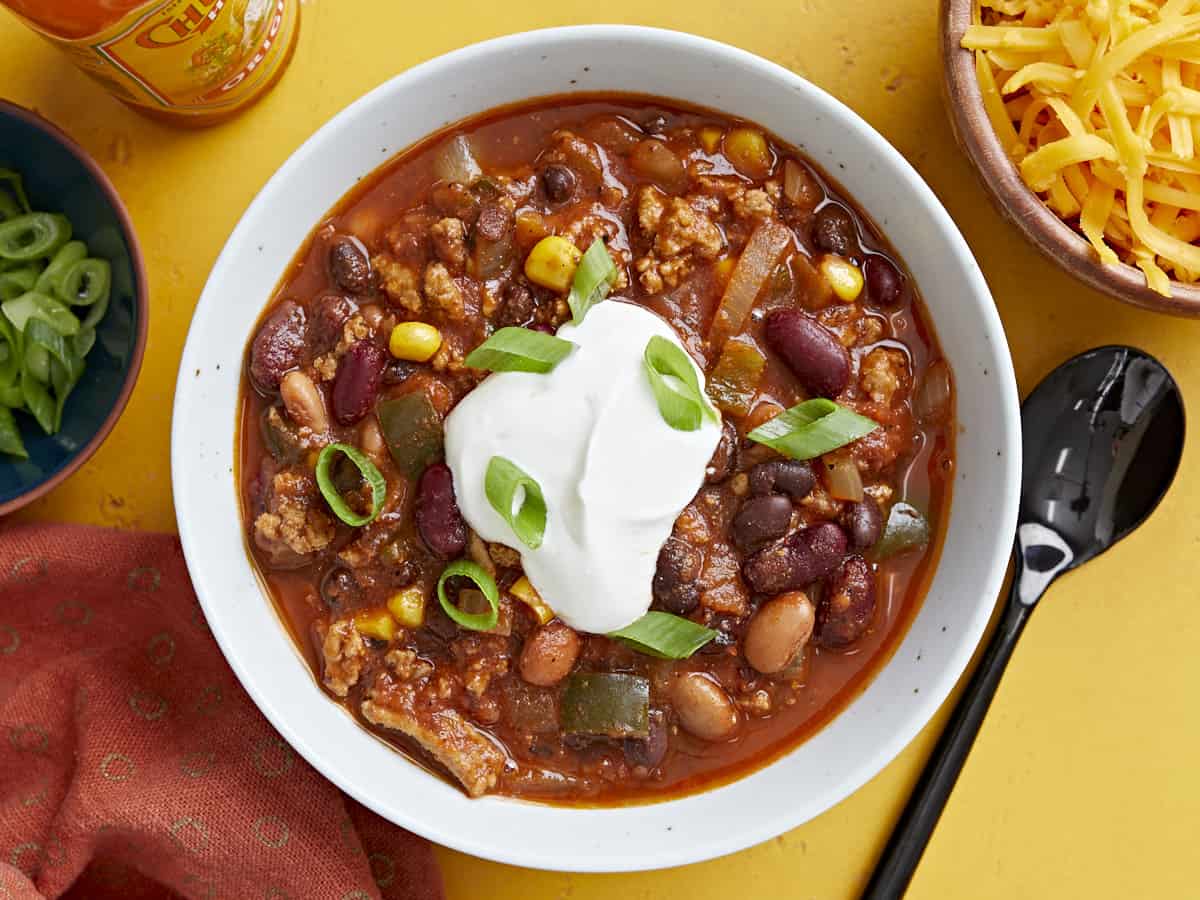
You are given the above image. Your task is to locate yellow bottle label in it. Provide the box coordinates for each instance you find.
[50,0,299,116]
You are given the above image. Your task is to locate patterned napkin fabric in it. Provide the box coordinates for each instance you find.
[0,523,443,900]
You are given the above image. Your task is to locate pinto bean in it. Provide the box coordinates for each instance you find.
[671,672,739,742]
[732,494,792,550]
[748,459,815,500]
[743,521,848,594]
[765,309,850,398]
[817,556,876,648]
[249,300,307,392]
[332,340,387,425]
[541,165,576,204]
[865,255,904,307]
[744,591,816,674]
[416,463,468,558]
[519,621,581,686]
[279,370,328,432]
[811,203,858,256]
[705,419,739,484]
[652,538,702,615]
[329,236,373,294]
[842,498,882,550]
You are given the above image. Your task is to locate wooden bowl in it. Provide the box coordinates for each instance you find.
[941,0,1200,316]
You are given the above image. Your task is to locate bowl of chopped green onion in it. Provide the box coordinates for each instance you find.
[0,100,146,515]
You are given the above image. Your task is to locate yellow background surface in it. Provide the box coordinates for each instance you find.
[3,1,1197,897]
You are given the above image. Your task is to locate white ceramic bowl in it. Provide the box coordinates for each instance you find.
[172,25,1020,872]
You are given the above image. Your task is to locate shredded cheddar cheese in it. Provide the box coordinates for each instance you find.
[964,0,1200,295]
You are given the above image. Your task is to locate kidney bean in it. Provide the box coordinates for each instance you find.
[652,538,702,615]
[705,419,739,484]
[624,709,668,770]
[329,236,373,294]
[249,300,307,392]
[816,556,876,648]
[811,203,858,256]
[519,621,581,686]
[842,498,882,550]
[765,309,850,398]
[416,463,468,558]
[310,292,358,349]
[744,591,816,674]
[748,459,815,500]
[732,495,792,550]
[332,340,387,425]
[743,521,848,594]
[864,255,904,307]
[671,672,739,742]
[541,165,576,204]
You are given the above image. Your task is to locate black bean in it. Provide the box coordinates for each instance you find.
[249,300,307,393]
[748,460,816,500]
[497,282,535,328]
[329,236,372,294]
[732,495,792,550]
[816,556,876,647]
[541,165,576,204]
[624,710,668,770]
[743,521,848,594]
[765,309,850,398]
[476,202,512,242]
[811,204,858,256]
[705,419,739,484]
[865,255,904,307]
[320,568,360,610]
[332,340,387,425]
[842,498,882,550]
[652,538,703,615]
[416,463,468,558]
[382,359,418,385]
[642,114,669,135]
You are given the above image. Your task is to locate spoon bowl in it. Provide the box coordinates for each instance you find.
[866,345,1185,898]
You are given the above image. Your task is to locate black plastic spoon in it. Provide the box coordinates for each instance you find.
[864,346,1184,899]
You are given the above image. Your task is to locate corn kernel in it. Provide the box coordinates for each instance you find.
[386,586,426,629]
[509,576,554,625]
[714,256,736,284]
[698,126,724,154]
[819,255,865,302]
[354,608,396,642]
[389,321,442,362]
[524,236,582,293]
[724,127,772,178]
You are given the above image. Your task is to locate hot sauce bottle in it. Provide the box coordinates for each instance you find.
[1,0,300,126]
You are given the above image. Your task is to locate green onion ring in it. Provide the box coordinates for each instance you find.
[747,398,879,460]
[567,238,618,324]
[0,213,71,262]
[59,258,111,307]
[484,455,547,549]
[643,335,718,432]
[314,442,387,526]
[437,560,500,631]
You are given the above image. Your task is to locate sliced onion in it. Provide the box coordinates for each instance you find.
[710,221,792,346]
[823,454,864,501]
[783,159,822,214]
[433,135,482,185]
[473,230,514,279]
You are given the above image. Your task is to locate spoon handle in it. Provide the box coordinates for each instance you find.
[861,589,1031,899]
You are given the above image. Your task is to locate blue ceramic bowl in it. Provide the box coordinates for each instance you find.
[0,100,147,515]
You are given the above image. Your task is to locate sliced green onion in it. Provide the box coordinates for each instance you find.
[73,327,96,360]
[437,560,500,631]
[35,241,86,296]
[2,291,81,336]
[567,238,618,323]
[20,369,54,435]
[80,289,110,331]
[0,193,19,224]
[608,611,718,659]
[59,258,111,307]
[0,314,19,389]
[314,442,386,526]
[872,502,931,560]
[0,406,26,458]
[464,326,575,374]
[484,455,547,549]
[25,318,78,377]
[560,673,650,738]
[0,265,40,302]
[49,357,78,432]
[0,169,31,217]
[0,213,71,262]
[24,342,50,385]
[747,398,879,460]
[643,335,718,431]
[0,383,21,408]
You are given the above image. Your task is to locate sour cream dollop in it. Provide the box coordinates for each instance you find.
[444,301,722,634]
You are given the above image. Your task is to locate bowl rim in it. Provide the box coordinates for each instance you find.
[940,0,1200,316]
[0,99,149,516]
[173,24,1021,871]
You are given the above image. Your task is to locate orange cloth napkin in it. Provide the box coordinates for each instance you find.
[0,522,444,900]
